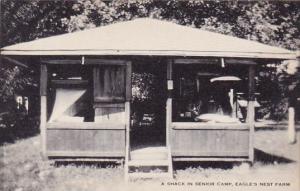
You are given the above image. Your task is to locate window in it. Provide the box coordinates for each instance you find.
[173,64,248,123]
[48,65,94,122]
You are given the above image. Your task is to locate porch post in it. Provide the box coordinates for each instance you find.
[247,65,255,163]
[166,60,173,147]
[124,61,132,181]
[125,61,132,149]
[40,63,47,158]
[288,56,299,144]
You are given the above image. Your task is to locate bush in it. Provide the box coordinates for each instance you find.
[0,107,40,145]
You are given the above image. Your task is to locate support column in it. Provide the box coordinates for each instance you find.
[288,56,299,144]
[40,63,47,158]
[247,65,255,163]
[166,60,173,147]
[124,61,132,181]
[288,106,296,144]
[125,61,132,150]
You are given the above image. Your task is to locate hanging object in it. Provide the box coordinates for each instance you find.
[81,56,85,65]
[221,58,225,68]
[210,76,241,83]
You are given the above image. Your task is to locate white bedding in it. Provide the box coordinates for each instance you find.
[195,113,241,123]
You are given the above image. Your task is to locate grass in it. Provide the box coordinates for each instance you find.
[1,130,299,191]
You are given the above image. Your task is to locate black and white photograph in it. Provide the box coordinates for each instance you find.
[0,0,299,190]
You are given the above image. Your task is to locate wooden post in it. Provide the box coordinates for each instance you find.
[40,63,47,158]
[166,60,173,147]
[125,61,132,101]
[288,107,296,144]
[124,61,132,181]
[247,65,255,163]
[288,55,299,144]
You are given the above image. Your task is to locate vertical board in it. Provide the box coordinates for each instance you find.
[166,60,173,147]
[247,65,255,162]
[125,61,132,101]
[40,64,47,96]
[40,64,47,157]
[93,65,126,102]
[124,62,131,181]
[93,63,127,124]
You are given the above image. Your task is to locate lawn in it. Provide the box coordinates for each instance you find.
[1,129,299,191]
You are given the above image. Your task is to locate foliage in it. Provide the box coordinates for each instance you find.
[132,72,156,102]
[0,0,74,140]
[1,0,75,46]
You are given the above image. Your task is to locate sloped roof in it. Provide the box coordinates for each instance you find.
[0,18,296,59]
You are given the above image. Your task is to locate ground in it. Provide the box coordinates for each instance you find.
[1,129,299,191]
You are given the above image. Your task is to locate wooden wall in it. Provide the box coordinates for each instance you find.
[46,125,125,157]
[171,124,249,157]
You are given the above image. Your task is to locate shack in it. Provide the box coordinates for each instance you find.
[1,18,296,179]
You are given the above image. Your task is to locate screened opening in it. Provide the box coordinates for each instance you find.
[48,65,94,123]
[48,64,128,124]
[172,64,253,123]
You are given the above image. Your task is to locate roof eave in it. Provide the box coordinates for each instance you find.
[0,50,296,60]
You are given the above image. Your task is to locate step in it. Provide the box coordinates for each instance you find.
[128,159,169,167]
[130,153,168,160]
[128,172,172,179]
[131,146,168,153]
[130,147,168,160]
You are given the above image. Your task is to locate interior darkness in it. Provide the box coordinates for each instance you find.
[130,58,167,149]
[173,64,249,122]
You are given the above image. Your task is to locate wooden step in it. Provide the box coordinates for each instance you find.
[130,153,168,160]
[130,147,168,160]
[128,172,172,179]
[125,146,174,181]
[128,159,169,167]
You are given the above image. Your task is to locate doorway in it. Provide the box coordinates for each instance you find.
[130,58,167,150]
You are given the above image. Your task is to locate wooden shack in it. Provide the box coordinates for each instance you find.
[1,18,296,179]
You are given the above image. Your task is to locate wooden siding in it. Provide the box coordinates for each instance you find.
[172,122,249,130]
[46,128,125,157]
[171,126,249,157]
[93,65,126,102]
[47,122,125,130]
[94,104,125,123]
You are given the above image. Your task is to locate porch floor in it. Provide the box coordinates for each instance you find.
[130,126,166,150]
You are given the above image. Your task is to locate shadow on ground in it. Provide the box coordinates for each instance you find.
[53,161,121,168]
[254,148,294,164]
[173,148,294,171]
[48,147,295,171]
